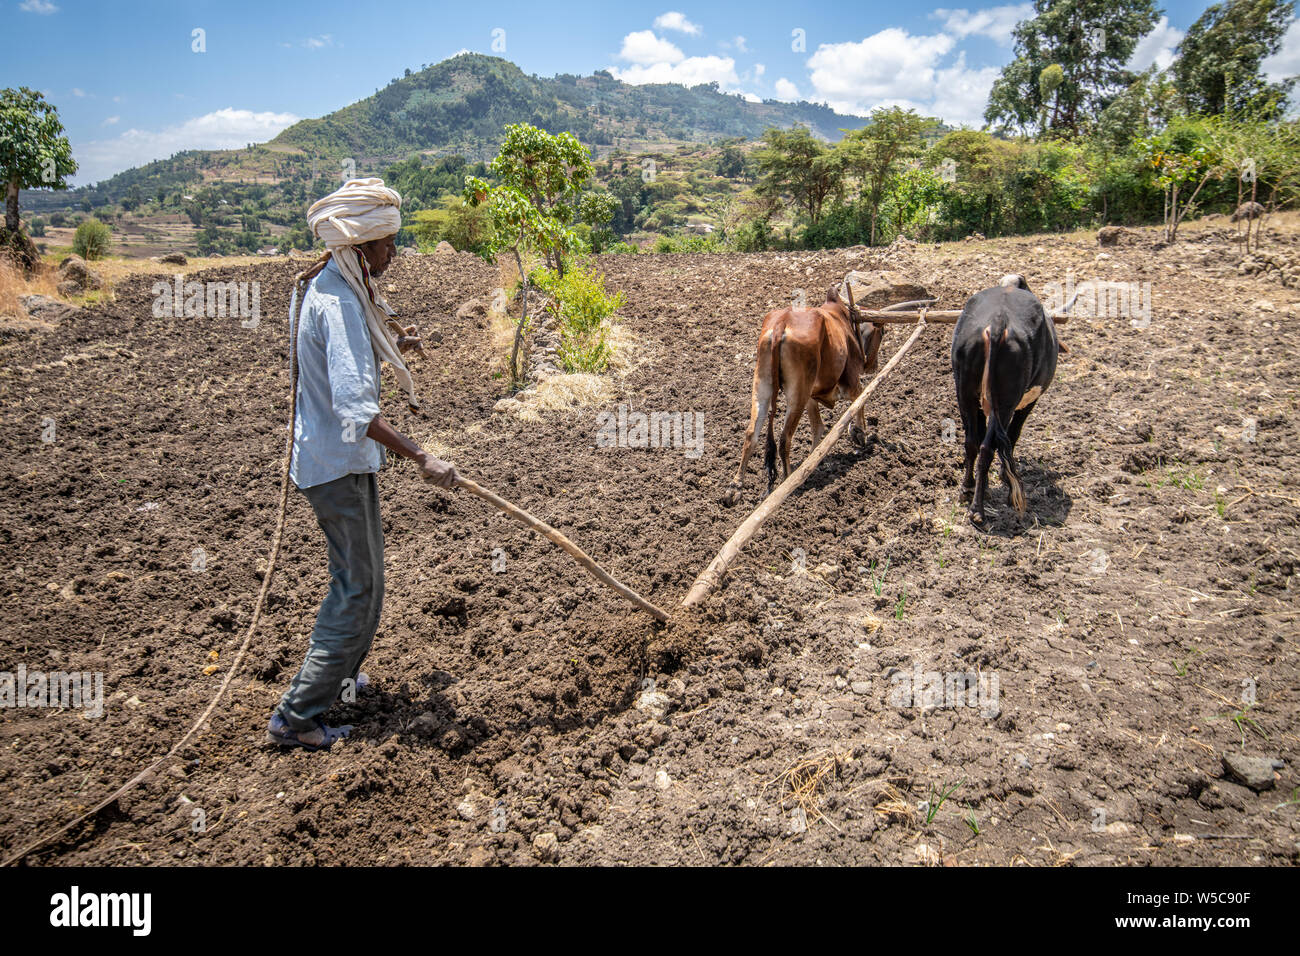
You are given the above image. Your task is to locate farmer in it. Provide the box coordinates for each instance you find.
[266,178,458,751]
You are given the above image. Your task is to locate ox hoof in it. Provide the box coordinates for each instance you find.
[968,508,985,527]
[720,486,740,508]
[850,426,867,448]
[960,483,974,503]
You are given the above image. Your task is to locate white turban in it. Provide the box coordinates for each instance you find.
[306,178,417,407]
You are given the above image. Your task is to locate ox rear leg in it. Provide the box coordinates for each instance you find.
[763,404,778,492]
[806,402,826,449]
[969,417,996,526]
[845,384,867,448]
[722,386,772,508]
[959,405,984,502]
[777,396,807,487]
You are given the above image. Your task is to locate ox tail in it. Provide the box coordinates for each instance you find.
[763,324,784,478]
[980,327,1026,514]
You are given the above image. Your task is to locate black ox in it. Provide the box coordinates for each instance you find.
[952,274,1065,525]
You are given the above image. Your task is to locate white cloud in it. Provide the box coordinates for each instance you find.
[808,30,954,106]
[610,55,739,88]
[19,0,58,14]
[773,78,801,101]
[733,35,748,53]
[653,11,701,35]
[71,108,300,185]
[102,115,119,126]
[1128,15,1184,71]
[1263,17,1300,82]
[740,91,761,103]
[71,88,85,97]
[805,28,1001,126]
[618,30,684,65]
[303,34,334,49]
[754,63,765,77]
[933,5,1032,44]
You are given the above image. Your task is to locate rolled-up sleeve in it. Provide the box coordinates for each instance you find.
[320,294,381,432]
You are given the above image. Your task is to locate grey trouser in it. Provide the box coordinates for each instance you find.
[277,471,384,731]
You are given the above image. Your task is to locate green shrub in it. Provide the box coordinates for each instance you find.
[29,217,46,237]
[72,218,112,260]
[533,262,624,373]
[651,232,723,253]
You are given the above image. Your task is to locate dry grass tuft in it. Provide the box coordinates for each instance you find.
[0,260,58,320]
[872,782,919,828]
[606,322,645,377]
[495,372,615,422]
[768,747,850,830]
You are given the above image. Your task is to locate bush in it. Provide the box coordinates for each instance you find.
[29,217,46,237]
[533,262,624,373]
[72,218,112,260]
[651,232,723,253]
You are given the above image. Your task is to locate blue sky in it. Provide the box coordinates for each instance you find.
[4,0,1298,185]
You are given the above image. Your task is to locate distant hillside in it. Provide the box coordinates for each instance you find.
[271,53,869,159]
[25,53,869,212]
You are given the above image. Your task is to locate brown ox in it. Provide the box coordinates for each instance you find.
[721,284,885,507]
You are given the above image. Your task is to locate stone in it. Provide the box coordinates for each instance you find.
[635,689,671,720]
[456,790,490,820]
[409,711,439,735]
[158,252,187,265]
[455,298,489,326]
[57,254,102,292]
[1097,226,1130,247]
[533,831,559,862]
[842,270,930,310]
[18,294,79,323]
[1222,753,1283,791]
[434,241,456,255]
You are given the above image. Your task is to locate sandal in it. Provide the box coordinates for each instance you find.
[266,713,353,751]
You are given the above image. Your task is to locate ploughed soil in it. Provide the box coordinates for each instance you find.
[1,218,1297,866]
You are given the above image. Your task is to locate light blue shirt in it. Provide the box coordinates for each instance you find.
[289,257,387,489]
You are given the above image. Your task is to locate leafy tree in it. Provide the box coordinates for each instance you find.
[472,123,600,276]
[716,143,746,178]
[577,191,618,252]
[754,126,844,226]
[839,107,929,244]
[1,87,77,232]
[985,0,1160,136]
[1172,0,1296,120]
[465,123,600,385]
[1139,116,1224,241]
[409,195,494,253]
[1,87,77,269]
